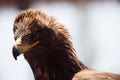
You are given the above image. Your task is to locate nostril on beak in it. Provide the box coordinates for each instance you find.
[16,42,22,46]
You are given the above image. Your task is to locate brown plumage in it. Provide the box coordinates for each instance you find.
[12,9,120,80]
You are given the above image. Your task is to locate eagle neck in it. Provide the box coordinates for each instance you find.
[24,38,88,80]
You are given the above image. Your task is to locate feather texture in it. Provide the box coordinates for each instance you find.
[13,9,120,80]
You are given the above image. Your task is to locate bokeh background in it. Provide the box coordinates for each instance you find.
[0,0,120,80]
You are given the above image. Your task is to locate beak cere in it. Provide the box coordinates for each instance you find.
[15,38,22,47]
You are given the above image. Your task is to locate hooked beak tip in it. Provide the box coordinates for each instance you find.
[12,45,21,60]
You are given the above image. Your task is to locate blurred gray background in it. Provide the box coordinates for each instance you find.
[0,0,120,80]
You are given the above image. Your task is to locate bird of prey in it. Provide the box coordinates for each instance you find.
[12,9,120,80]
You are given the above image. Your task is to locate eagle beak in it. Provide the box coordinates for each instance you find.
[12,45,21,60]
[12,37,40,60]
[12,38,22,60]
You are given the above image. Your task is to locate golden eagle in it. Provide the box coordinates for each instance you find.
[12,9,120,80]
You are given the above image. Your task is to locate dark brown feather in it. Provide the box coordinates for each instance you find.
[13,9,120,80]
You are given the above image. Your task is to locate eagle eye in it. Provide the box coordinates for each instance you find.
[13,36,17,41]
[13,27,18,33]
